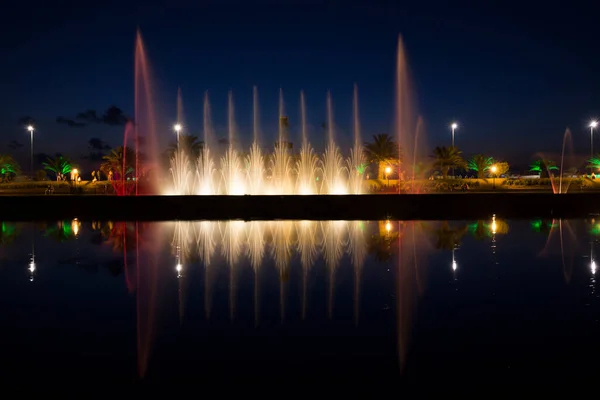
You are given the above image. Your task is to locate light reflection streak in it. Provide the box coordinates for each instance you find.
[219,221,246,320]
[348,221,367,325]
[540,219,578,283]
[29,219,436,379]
[297,221,320,319]
[246,221,266,325]
[195,221,217,319]
[321,220,348,318]
[270,220,294,321]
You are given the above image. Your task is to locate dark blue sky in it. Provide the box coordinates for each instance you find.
[2,0,599,166]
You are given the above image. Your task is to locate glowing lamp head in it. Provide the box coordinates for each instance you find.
[591,121,598,129]
[174,124,182,132]
[451,123,458,130]
[72,169,78,175]
[27,125,34,132]
[385,166,392,174]
[491,165,497,173]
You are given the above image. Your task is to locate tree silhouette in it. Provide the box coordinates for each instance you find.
[431,146,467,178]
[363,134,400,180]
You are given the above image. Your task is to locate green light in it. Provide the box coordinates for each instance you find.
[530,219,542,232]
[590,223,600,236]
[62,220,72,236]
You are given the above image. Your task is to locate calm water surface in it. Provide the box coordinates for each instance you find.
[0,218,599,385]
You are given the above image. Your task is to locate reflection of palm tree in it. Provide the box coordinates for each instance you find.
[427,221,468,250]
[0,222,19,245]
[471,220,490,240]
[103,222,137,253]
[367,231,399,263]
[44,221,75,242]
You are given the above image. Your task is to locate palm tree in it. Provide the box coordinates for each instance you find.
[467,154,494,178]
[43,156,72,180]
[166,134,204,160]
[0,154,21,181]
[363,134,400,180]
[431,146,467,178]
[101,146,136,179]
[530,159,558,178]
[587,155,600,173]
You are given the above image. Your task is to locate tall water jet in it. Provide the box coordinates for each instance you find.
[321,91,347,194]
[220,91,246,195]
[558,128,575,194]
[407,117,427,193]
[346,84,366,194]
[296,90,319,194]
[133,29,160,195]
[271,89,293,194]
[246,86,265,195]
[196,92,217,195]
[176,87,185,133]
[395,34,416,188]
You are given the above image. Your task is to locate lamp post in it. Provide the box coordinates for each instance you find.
[491,165,497,189]
[72,169,78,188]
[590,121,598,169]
[385,166,391,188]
[27,125,34,177]
[450,122,458,177]
[174,124,182,149]
[450,122,458,148]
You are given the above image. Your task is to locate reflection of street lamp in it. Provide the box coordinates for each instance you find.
[72,218,80,236]
[452,247,457,272]
[490,165,497,189]
[385,220,392,233]
[385,166,391,187]
[27,125,34,177]
[28,256,35,282]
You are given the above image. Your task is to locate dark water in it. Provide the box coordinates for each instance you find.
[0,218,599,385]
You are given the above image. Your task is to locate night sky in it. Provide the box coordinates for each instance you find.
[2,0,599,168]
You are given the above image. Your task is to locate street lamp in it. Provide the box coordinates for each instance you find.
[385,166,391,187]
[490,165,497,189]
[26,125,34,177]
[590,120,598,166]
[174,123,182,149]
[450,122,458,147]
